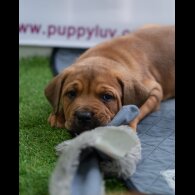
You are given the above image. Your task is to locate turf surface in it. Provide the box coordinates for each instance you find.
[19,57,127,195]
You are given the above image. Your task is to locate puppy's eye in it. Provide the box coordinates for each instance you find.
[66,90,77,100]
[101,94,114,102]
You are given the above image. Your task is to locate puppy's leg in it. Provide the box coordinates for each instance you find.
[48,111,65,128]
[129,81,163,131]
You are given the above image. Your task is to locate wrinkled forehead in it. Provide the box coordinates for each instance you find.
[62,65,120,93]
[66,65,114,83]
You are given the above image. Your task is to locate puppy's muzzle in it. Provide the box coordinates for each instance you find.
[70,111,101,135]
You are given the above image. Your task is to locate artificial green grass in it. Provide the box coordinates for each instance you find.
[19,57,127,195]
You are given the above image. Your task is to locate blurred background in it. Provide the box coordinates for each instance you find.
[19,0,175,58]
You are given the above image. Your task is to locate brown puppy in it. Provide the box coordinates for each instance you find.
[45,25,175,134]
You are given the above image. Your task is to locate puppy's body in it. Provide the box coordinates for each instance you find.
[45,25,175,133]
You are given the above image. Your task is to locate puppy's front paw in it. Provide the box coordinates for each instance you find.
[129,120,138,132]
[48,113,65,128]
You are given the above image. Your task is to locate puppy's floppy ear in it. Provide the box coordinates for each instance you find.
[117,77,149,107]
[44,70,70,114]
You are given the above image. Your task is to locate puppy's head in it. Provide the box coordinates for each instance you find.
[45,57,147,134]
[45,59,126,134]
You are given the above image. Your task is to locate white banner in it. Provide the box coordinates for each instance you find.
[19,0,175,48]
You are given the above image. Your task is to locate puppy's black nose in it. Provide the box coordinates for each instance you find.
[72,111,100,133]
[75,111,92,123]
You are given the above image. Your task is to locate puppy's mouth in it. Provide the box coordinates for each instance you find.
[69,119,102,136]
[68,111,107,136]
